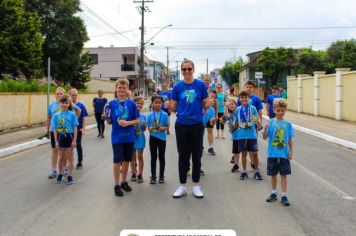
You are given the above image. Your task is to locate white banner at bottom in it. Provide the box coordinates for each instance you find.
[120,230,236,236]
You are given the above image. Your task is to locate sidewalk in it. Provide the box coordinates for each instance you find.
[0,116,97,149]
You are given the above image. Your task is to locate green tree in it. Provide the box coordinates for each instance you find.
[25,0,90,88]
[295,48,328,74]
[0,0,43,78]
[326,39,356,71]
[220,57,244,86]
[71,52,93,89]
[256,47,296,85]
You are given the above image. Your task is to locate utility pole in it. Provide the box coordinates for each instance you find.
[206,58,209,74]
[166,46,169,87]
[47,57,51,113]
[134,0,153,97]
[176,60,179,81]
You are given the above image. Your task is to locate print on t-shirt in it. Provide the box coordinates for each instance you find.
[57,117,69,133]
[183,90,196,103]
[272,122,286,149]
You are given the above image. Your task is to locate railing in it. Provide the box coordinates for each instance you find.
[121,64,135,72]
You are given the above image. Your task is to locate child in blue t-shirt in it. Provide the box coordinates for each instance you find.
[224,99,240,173]
[266,86,282,119]
[147,95,170,184]
[236,91,263,181]
[51,95,79,185]
[130,96,147,183]
[263,98,295,206]
[203,90,217,155]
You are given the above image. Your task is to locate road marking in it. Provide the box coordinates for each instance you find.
[293,160,355,200]
[262,115,356,151]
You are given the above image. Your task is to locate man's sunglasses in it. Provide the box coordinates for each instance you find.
[181,68,193,72]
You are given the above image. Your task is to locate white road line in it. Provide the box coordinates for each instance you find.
[262,115,356,150]
[292,160,355,200]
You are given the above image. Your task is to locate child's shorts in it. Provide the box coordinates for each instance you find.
[267,158,291,176]
[232,140,239,154]
[134,148,144,154]
[50,131,56,148]
[237,139,258,153]
[205,121,214,128]
[112,142,134,163]
[58,133,74,149]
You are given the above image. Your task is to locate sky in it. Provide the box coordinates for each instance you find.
[81,0,356,74]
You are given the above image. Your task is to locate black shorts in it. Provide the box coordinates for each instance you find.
[50,131,56,148]
[237,139,258,153]
[205,121,214,128]
[112,142,134,163]
[267,158,291,176]
[58,133,74,149]
[232,140,239,154]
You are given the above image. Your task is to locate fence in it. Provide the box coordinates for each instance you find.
[287,68,356,122]
[0,92,115,131]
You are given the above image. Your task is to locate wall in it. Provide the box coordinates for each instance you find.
[0,93,115,131]
[287,70,356,122]
[87,78,116,93]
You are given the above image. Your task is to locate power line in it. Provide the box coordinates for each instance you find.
[146,26,356,31]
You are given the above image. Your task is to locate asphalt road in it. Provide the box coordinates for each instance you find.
[1,115,356,236]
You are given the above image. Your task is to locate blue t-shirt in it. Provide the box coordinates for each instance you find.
[159,91,172,112]
[172,79,209,125]
[109,98,139,144]
[203,107,215,125]
[51,111,79,134]
[267,119,295,158]
[48,101,79,131]
[74,102,88,128]
[225,112,239,140]
[266,94,282,117]
[147,111,170,141]
[237,95,263,111]
[93,97,108,113]
[235,105,259,140]
[134,113,147,149]
[217,93,226,113]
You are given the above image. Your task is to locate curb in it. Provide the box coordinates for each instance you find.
[0,124,97,158]
[263,115,356,151]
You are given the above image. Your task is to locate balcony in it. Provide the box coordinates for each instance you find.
[121,64,135,72]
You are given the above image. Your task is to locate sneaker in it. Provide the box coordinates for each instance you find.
[120,182,132,192]
[76,163,83,169]
[97,133,101,138]
[230,156,235,164]
[150,176,157,184]
[67,176,74,185]
[48,169,57,179]
[200,169,205,176]
[56,174,63,184]
[131,174,137,182]
[173,186,187,198]
[159,176,165,184]
[63,167,69,176]
[114,185,124,197]
[281,196,290,206]
[137,175,143,183]
[240,172,248,180]
[231,164,239,173]
[208,148,216,156]
[266,193,278,202]
[254,171,263,180]
[192,186,204,199]
[250,163,256,170]
[101,134,105,138]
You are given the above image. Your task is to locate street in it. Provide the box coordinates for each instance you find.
[1,115,356,236]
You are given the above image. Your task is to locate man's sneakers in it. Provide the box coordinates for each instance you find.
[159,176,165,184]
[150,176,157,184]
[120,181,132,192]
[254,171,263,180]
[76,162,83,169]
[67,176,74,185]
[240,172,248,180]
[207,148,216,156]
[231,164,239,173]
[114,185,124,197]
[131,174,137,182]
[266,193,278,202]
[192,186,204,199]
[281,196,291,206]
[56,174,63,184]
[48,169,57,179]
[173,186,187,198]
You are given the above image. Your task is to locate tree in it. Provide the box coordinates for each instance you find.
[326,39,356,71]
[25,0,90,88]
[255,47,296,85]
[295,48,328,74]
[71,52,93,89]
[219,57,244,86]
[0,0,42,78]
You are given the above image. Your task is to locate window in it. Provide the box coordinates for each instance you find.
[90,54,98,64]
